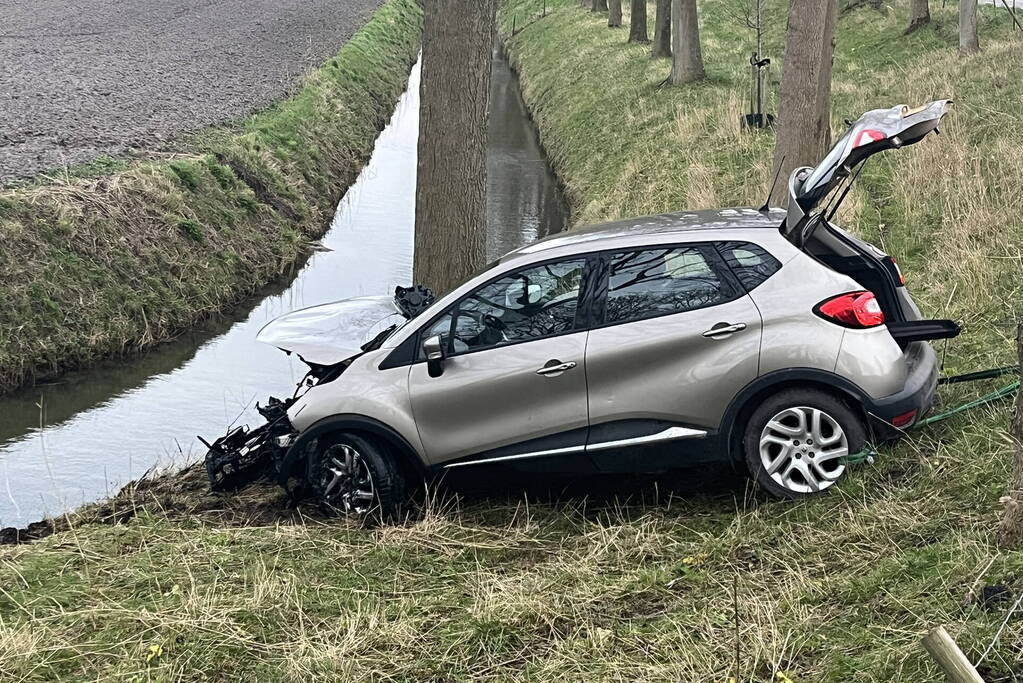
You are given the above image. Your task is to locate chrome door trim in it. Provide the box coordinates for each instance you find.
[442,426,706,469]
[443,444,586,469]
[586,426,708,451]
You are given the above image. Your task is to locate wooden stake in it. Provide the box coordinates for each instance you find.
[1001,0,1023,31]
[732,574,741,681]
[921,626,984,683]
[997,323,1023,547]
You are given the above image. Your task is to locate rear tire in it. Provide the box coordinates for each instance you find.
[307,433,405,521]
[743,388,866,499]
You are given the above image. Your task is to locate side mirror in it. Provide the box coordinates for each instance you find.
[423,335,446,377]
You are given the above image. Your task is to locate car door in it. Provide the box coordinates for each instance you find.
[408,257,592,466]
[584,243,763,462]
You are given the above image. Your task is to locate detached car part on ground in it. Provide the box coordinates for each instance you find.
[203,100,960,516]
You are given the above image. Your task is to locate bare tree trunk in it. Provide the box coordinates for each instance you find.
[414,0,495,294]
[609,0,623,26]
[998,324,1023,549]
[651,0,672,57]
[670,0,704,83]
[592,0,609,12]
[628,0,649,42]
[960,0,980,54]
[769,0,838,206]
[906,0,930,33]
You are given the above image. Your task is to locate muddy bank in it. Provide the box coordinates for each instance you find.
[0,465,300,545]
[0,0,383,183]
[0,0,422,393]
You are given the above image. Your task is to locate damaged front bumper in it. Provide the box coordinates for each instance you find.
[200,285,434,495]
[201,397,298,491]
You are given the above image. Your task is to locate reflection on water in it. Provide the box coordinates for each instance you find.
[486,45,567,258]
[0,49,567,526]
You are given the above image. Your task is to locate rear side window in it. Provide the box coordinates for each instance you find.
[603,246,738,325]
[716,241,781,292]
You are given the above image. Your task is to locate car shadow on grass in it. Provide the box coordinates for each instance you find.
[431,462,754,513]
[1,461,758,546]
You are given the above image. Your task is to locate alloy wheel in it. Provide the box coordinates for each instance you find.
[319,443,376,514]
[758,405,849,494]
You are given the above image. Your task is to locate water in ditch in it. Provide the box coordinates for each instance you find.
[0,48,568,527]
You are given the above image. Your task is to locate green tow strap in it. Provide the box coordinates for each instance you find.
[938,365,1020,385]
[837,366,1021,467]
[839,448,878,466]
[914,380,1020,428]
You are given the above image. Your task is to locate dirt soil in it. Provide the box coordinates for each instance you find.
[0,0,383,183]
[0,464,305,545]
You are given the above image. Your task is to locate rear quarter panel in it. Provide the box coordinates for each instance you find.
[749,232,910,400]
[834,327,908,398]
[750,248,858,376]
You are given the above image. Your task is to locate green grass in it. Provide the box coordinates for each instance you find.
[0,0,422,392]
[3,1,1023,681]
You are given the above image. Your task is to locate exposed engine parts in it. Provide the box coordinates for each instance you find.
[201,397,296,492]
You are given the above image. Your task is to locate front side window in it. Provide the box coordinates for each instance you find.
[603,246,736,325]
[421,258,586,357]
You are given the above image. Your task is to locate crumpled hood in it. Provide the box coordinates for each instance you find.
[256,296,406,366]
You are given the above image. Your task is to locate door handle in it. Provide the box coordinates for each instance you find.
[702,322,747,338]
[536,360,577,376]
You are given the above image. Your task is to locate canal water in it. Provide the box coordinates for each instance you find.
[0,49,568,527]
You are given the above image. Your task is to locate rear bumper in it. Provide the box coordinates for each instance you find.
[863,341,938,441]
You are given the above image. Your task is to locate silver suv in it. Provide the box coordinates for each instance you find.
[203,101,959,514]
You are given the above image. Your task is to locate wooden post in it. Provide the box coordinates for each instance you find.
[921,626,984,683]
[1000,0,1023,31]
[997,323,1023,547]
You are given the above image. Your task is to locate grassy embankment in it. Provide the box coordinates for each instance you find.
[2,1,1023,680]
[0,0,422,393]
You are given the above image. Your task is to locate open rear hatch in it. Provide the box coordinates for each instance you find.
[781,100,960,344]
[784,100,952,227]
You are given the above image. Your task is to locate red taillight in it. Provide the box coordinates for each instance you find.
[815,291,885,328]
[853,129,885,148]
[891,409,918,429]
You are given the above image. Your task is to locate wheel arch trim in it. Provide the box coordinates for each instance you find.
[720,368,871,461]
[277,413,427,485]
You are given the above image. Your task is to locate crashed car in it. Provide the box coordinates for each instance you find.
[203,100,959,514]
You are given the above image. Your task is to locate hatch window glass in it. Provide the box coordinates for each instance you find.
[603,246,735,325]
[421,258,586,357]
[716,241,782,291]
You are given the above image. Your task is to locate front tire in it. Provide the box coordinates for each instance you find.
[743,388,866,499]
[307,433,405,520]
